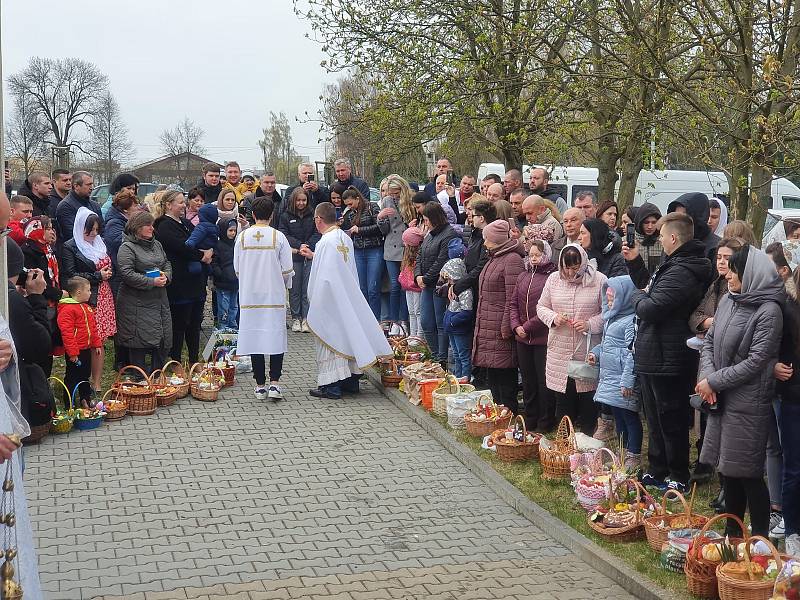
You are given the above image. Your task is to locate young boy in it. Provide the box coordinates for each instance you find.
[440,238,474,379]
[9,195,34,244]
[185,203,219,274]
[212,218,239,329]
[58,276,102,407]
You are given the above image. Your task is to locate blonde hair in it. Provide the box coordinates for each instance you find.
[153,190,184,219]
[494,199,514,220]
[723,219,757,246]
[386,174,416,224]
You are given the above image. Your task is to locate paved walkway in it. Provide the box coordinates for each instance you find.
[24,331,635,600]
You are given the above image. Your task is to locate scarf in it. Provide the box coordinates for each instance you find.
[24,218,59,285]
[73,207,108,264]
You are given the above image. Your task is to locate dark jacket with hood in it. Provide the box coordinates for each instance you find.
[669,192,720,269]
[627,202,664,280]
[415,224,459,288]
[185,203,219,250]
[211,219,238,291]
[249,188,284,226]
[154,214,206,304]
[103,204,128,296]
[537,185,568,215]
[199,181,222,205]
[278,206,321,260]
[699,247,784,478]
[48,189,65,219]
[631,239,712,375]
[583,218,627,278]
[17,181,51,217]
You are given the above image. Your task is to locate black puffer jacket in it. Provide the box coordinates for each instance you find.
[60,238,102,306]
[211,220,238,291]
[669,193,720,271]
[341,202,384,249]
[154,215,206,304]
[453,226,489,298]
[415,224,459,288]
[278,208,321,259]
[22,242,62,306]
[631,239,712,375]
[16,181,50,217]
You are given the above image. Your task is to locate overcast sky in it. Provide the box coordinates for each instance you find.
[1,0,335,173]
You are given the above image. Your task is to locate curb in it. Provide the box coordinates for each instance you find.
[365,368,679,600]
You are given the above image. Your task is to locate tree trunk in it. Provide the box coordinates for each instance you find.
[596,149,619,204]
[748,161,772,244]
[617,133,645,212]
[728,155,750,221]
[501,146,524,175]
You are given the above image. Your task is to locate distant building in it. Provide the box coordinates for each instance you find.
[131,153,221,187]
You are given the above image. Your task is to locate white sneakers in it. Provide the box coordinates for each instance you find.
[291,319,302,332]
[301,320,310,333]
[292,319,311,333]
[255,384,283,401]
[388,322,409,336]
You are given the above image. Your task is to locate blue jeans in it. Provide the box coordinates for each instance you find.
[420,287,448,362]
[385,260,409,322]
[448,332,472,379]
[215,289,239,329]
[355,247,384,320]
[779,401,800,536]
[612,406,643,455]
[289,258,311,319]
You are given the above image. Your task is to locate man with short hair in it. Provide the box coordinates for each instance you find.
[233,196,294,402]
[198,163,222,205]
[300,202,392,399]
[222,161,246,201]
[574,190,597,219]
[503,169,523,198]
[49,169,71,217]
[530,167,568,215]
[433,174,459,223]
[55,171,103,244]
[454,174,476,224]
[485,183,505,203]
[8,196,34,244]
[17,172,52,217]
[424,157,453,198]
[333,158,370,199]
[509,188,527,232]
[562,207,584,244]
[284,162,330,208]
[629,212,711,493]
[481,174,501,197]
[249,172,285,225]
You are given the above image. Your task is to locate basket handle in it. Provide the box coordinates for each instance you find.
[48,376,72,412]
[117,364,152,387]
[188,362,204,379]
[149,369,166,386]
[609,478,643,518]
[162,360,186,378]
[100,388,121,405]
[554,415,576,451]
[660,488,690,518]
[740,534,782,578]
[213,347,229,363]
[592,447,620,471]
[71,380,91,405]
[690,512,747,560]
[511,414,527,436]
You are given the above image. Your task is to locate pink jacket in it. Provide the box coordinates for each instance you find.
[536,244,606,393]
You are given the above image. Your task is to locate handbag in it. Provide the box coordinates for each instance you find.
[567,332,600,383]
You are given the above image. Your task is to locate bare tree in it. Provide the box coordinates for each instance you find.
[258,111,300,182]
[5,90,50,179]
[8,57,108,168]
[88,92,134,183]
[159,117,206,185]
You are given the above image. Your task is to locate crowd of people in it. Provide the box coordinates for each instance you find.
[3,157,799,558]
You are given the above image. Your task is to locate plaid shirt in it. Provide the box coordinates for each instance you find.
[636,232,664,276]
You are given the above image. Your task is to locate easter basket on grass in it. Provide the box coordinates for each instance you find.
[587,478,648,543]
[643,487,708,553]
[716,535,789,600]
[464,394,512,438]
[684,513,745,600]
[539,415,577,481]
[490,415,541,463]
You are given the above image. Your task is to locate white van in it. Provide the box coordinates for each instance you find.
[477,163,800,214]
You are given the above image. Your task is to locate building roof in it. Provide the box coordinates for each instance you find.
[131,152,221,170]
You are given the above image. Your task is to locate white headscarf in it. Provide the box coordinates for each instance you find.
[73,206,108,264]
[711,197,728,237]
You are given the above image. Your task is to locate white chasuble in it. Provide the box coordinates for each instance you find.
[307,226,392,385]
[233,225,294,356]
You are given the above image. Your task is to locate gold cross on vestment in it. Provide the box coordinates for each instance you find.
[253,230,264,242]
[336,241,350,262]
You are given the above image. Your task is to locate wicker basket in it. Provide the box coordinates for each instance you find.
[150,369,179,407]
[162,360,190,398]
[587,479,646,543]
[211,349,236,386]
[379,359,404,387]
[464,394,512,438]
[644,489,709,553]
[48,376,74,434]
[716,535,785,600]
[684,513,746,600]
[402,362,445,405]
[389,335,430,363]
[190,364,224,402]
[540,415,577,481]
[114,365,157,416]
[101,388,127,421]
[492,415,541,463]
[432,374,469,416]
[573,448,622,512]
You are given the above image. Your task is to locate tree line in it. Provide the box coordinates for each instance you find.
[297,0,800,236]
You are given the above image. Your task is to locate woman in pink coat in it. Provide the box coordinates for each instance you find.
[537,243,606,434]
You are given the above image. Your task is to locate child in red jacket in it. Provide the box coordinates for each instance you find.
[58,276,102,407]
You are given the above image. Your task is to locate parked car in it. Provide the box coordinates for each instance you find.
[91,182,163,206]
[369,187,380,202]
[762,208,800,247]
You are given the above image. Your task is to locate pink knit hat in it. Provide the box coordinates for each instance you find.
[402,226,425,247]
[482,219,511,245]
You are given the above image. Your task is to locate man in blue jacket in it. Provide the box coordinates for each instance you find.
[333,158,370,199]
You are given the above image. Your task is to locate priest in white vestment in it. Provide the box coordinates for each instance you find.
[301,202,392,399]
[233,196,294,401]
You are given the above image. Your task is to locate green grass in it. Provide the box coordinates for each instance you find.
[430,413,723,599]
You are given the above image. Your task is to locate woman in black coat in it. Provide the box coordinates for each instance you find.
[154,190,212,364]
[278,187,320,331]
